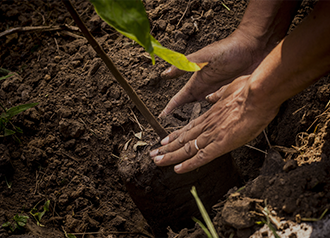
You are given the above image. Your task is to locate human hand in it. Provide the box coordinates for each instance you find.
[159,30,269,118]
[151,76,279,173]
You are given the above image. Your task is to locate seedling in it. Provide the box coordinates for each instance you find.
[1,214,29,232]
[90,0,207,71]
[4,176,12,189]
[29,200,50,227]
[255,201,280,238]
[191,186,219,238]
[63,0,208,139]
[0,72,38,141]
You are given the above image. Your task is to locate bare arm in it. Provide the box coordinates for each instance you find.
[151,0,330,173]
[159,0,301,117]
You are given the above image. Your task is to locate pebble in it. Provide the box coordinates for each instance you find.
[54,56,61,63]
[44,74,51,81]
[283,159,298,173]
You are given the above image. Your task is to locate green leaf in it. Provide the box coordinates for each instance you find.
[5,102,38,118]
[192,217,212,238]
[68,234,77,238]
[191,186,219,238]
[90,0,153,54]
[14,214,29,228]
[2,221,11,228]
[1,128,16,137]
[0,74,14,81]
[89,0,206,71]
[151,36,206,72]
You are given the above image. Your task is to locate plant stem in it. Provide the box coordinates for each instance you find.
[63,0,168,139]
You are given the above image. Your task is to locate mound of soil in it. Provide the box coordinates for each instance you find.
[1,0,330,238]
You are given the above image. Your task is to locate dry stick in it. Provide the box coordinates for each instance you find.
[0,25,80,38]
[63,0,168,139]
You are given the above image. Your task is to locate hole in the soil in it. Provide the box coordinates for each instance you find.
[173,112,187,121]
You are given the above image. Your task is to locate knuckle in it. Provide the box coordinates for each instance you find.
[178,131,186,145]
[196,150,207,162]
[184,141,192,154]
[186,120,195,131]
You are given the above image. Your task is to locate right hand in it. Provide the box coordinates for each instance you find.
[159,30,270,118]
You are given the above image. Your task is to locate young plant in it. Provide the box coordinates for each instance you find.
[0,73,38,140]
[63,0,208,139]
[191,186,219,238]
[90,0,207,71]
[1,214,29,232]
[4,176,12,189]
[30,200,50,227]
[255,202,280,238]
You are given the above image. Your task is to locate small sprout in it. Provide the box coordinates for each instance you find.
[191,186,219,238]
[2,214,29,232]
[30,200,50,227]
[4,176,12,189]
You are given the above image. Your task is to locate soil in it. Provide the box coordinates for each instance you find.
[0,0,330,238]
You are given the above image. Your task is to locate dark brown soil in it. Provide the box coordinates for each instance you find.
[1,0,330,238]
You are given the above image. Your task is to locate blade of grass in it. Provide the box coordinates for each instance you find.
[191,186,219,238]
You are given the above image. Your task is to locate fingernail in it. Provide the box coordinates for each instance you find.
[205,93,213,101]
[174,163,182,171]
[161,136,169,145]
[154,155,164,163]
[158,111,165,118]
[161,67,172,78]
[150,149,159,157]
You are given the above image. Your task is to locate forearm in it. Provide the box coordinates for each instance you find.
[237,0,301,52]
[248,1,330,112]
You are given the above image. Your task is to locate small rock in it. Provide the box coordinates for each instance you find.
[157,19,167,31]
[54,56,62,63]
[204,9,214,20]
[71,60,81,68]
[44,74,51,81]
[283,159,298,173]
[222,197,255,229]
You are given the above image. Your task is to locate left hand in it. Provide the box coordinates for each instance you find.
[150,76,279,173]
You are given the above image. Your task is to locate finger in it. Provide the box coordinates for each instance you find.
[153,139,200,166]
[158,82,197,118]
[205,85,228,104]
[174,142,221,174]
[161,65,186,80]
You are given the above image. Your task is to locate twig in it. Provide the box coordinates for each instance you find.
[130,108,144,131]
[63,0,168,139]
[245,144,267,155]
[0,24,80,38]
[61,30,84,39]
[263,130,271,148]
[177,0,191,27]
[54,38,59,52]
[70,231,153,237]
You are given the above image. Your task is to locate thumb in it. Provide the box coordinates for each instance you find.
[159,87,195,118]
[161,65,186,79]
